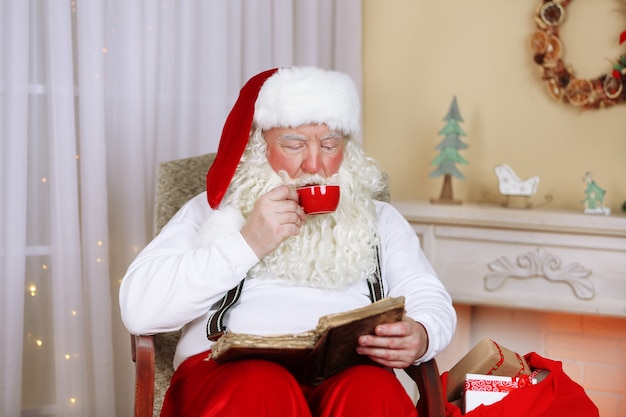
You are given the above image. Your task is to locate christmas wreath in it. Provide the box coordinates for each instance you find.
[530,0,626,109]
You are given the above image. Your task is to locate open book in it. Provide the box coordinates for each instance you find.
[209,296,406,385]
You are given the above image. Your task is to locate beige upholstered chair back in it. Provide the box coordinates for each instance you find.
[154,153,216,235]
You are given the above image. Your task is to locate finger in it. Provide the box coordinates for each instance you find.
[267,185,299,203]
[272,197,306,223]
[273,201,305,224]
[260,187,306,222]
[374,321,411,337]
[355,346,413,368]
[276,214,303,236]
[286,211,304,227]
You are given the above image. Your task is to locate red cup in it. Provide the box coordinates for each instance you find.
[296,185,340,214]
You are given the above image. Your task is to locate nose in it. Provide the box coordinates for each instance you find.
[302,147,322,174]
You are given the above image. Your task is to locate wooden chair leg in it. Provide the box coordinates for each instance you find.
[404,359,446,417]
[131,334,155,417]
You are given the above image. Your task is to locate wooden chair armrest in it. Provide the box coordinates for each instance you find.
[131,334,155,417]
[404,359,446,417]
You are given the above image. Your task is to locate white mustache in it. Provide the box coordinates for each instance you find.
[277,171,338,188]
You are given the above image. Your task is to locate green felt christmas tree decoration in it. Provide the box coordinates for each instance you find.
[430,96,468,204]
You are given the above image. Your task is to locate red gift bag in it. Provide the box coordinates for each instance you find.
[438,352,599,417]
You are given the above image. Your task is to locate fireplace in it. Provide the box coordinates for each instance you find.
[393,201,626,416]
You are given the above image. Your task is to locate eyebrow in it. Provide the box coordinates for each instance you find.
[321,132,343,140]
[277,131,344,142]
[278,133,306,142]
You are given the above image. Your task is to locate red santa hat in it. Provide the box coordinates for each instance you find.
[206,66,361,208]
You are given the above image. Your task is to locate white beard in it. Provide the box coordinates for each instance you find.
[207,129,385,290]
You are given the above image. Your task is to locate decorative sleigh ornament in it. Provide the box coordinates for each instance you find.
[483,164,552,208]
[495,164,539,197]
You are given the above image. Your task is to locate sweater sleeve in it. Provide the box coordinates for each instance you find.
[376,202,457,363]
[119,192,259,335]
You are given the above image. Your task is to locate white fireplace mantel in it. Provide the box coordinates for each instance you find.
[392,201,626,318]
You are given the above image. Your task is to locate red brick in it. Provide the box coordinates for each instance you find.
[582,316,626,338]
[586,390,624,417]
[546,333,621,363]
[542,312,584,332]
[584,362,626,393]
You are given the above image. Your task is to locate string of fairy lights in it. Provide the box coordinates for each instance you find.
[24,165,107,409]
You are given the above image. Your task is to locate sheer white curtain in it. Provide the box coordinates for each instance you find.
[1,0,361,415]
[1,0,115,416]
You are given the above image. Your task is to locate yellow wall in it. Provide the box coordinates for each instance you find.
[362,0,626,213]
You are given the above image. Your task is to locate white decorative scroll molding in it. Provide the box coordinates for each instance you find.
[484,247,594,300]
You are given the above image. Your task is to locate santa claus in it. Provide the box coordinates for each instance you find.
[120,66,456,417]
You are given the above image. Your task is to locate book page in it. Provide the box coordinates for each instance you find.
[316,296,405,332]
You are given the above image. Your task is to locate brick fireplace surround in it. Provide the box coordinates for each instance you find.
[393,201,626,417]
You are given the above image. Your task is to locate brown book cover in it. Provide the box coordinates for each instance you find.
[209,296,406,384]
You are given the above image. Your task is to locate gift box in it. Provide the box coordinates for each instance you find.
[446,337,531,402]
[464,373,536,413]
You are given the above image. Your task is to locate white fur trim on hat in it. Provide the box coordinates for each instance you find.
[253,67,360,136]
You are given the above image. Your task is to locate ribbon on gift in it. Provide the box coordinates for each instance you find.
[485,341,505,375]
[486,340,527,377]
[517,374,534,388]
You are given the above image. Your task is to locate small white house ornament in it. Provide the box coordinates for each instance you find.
[495,164,539,197]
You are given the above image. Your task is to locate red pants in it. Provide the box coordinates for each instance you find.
[161,351,418,417]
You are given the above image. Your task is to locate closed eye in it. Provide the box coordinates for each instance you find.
[282,141,305,153]
[321,138,342,153]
